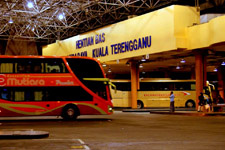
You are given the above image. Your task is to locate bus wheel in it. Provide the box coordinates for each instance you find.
[185,100,195,108]
[62,104,79,120]
[137,100,144,109]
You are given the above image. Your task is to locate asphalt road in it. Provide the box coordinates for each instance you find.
[0,111,225,150]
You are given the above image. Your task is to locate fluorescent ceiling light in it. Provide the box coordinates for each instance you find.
[141,56,146,62]
[108,68,112,73]
[176,66,180,69]
[102,63,107,67]
[180,59,186,63]
[27,2,34,8]
[8,18,13,24]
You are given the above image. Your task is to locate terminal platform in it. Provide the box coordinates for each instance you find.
[122,108,225,116]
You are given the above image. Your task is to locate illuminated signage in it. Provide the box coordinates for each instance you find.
[76,33,105,49]
[70,33,151,58]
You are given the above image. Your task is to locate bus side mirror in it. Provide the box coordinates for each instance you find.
[109,82,117,93]
[83,78,117,93]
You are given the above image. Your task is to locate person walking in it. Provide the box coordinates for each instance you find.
[170,91,175,112]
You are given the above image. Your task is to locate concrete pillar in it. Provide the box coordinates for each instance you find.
[195,51,207,109]
[217,67,225,99]
[130,61,139,109]
[203,55,207,87]
[191,67,195,79]
[137,68,140,90]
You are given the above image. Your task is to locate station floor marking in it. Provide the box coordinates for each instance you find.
[77,139,90,150]
[34,139,91,150]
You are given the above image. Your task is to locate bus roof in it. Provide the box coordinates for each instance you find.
[110,78,196,83]
[0,55,98,61]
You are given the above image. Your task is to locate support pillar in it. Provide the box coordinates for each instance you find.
[130,61,139,109]
[218,67,225,99]
[191,67,195,79]
[195,51,207,109]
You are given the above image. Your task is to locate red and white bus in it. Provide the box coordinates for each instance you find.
[0,56,113,120]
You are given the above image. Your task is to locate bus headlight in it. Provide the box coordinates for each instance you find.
[108,105,113,113]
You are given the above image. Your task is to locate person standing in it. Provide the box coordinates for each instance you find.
[170,91,175,112]
[198,92,204,112]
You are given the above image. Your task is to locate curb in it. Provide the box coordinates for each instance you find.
[122,108,195,113]
[149,111,225,116]
[122,109,152,112]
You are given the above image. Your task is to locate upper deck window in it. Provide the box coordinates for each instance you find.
[0,58,69,73]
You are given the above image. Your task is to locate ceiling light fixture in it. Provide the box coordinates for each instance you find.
[108,68,112,73]
[27,2,34,8]
[176,65,180,70]
[213,68,218,72]
[8,18,13,24]
[102,63,107,67]
[58,13,65,20]
[221,61,225,66]
[180,59,186,63]
[141,56,146,62]
[139,64,143,68]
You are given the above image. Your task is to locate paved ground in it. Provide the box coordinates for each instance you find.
[0,111,225,150]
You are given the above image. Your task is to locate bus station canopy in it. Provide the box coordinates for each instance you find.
[43,5,225,75]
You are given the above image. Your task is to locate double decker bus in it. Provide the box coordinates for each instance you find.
[110,78,197,109]
[0,56,113,120]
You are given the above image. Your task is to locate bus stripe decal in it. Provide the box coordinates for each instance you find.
[0,103,107,115]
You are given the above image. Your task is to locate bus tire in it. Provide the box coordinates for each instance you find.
[62,104,80,120]
[137,100,144,109]
[185,100,195,108]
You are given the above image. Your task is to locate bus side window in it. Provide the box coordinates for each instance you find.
[191,83,196,90]
[14,91,25,101]
[45,59,69,73]
[0,63,14,73]
[33,64,43,73]
[17,63,29,73]
[17,64,25,73]
[25,91,34,101]
[34,91,43,101]
[1,88,10,100]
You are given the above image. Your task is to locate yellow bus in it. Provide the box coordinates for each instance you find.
[110,78,197,109]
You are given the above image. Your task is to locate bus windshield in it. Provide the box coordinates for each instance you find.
[66,58,107,100]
